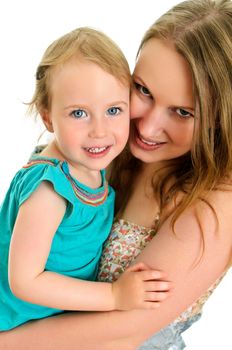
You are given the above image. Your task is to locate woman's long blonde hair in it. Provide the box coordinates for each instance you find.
[110,0,232,230]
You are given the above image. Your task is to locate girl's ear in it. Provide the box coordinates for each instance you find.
[40,110,54,132]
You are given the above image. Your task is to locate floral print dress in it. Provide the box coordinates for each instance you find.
[98,218,225,350]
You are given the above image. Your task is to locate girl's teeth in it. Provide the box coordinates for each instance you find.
[86,147,107,153]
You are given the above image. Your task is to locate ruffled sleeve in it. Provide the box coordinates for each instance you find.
[14,157,75,215]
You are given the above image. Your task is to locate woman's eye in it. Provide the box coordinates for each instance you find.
[176,108,193,119]
[134,82,151,97]
[71,109,87,119]
[107,107,121,116]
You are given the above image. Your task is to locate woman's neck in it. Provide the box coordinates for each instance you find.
[119,162,160,228]
[140,160,169,178]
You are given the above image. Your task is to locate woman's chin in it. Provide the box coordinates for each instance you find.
[129,141,157,163]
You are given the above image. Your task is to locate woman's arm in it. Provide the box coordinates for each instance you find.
[2,190,231,349]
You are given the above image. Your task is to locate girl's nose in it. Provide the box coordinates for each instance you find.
[88,118,107,138]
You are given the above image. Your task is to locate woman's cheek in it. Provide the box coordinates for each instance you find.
[130,93,144,119]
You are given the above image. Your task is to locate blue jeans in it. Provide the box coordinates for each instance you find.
[137,314,201,350]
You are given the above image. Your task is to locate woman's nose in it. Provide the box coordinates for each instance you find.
[136,106,166,138]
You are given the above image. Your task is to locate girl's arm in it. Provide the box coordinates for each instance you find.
[8,181,170,312]
[2,190,232,350]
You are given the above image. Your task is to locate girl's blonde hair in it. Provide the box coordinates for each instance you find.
[28,27,131,115]
[111,0,232,230]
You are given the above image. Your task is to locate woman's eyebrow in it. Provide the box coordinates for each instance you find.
[132,74,146,85]
[172,105,195,111]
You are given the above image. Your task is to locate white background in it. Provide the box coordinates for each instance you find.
[0,1,231,348]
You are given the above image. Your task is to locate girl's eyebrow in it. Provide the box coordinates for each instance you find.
[64,104,89,110]
[64,101,129,110]
[108,101,129,107]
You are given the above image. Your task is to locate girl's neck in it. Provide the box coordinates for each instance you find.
[68,163,102,189]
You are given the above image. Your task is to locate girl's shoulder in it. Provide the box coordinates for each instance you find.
[20,156,67,186]
[13,156,75,208]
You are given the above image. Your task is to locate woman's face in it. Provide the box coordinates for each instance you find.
[129,38,195,164]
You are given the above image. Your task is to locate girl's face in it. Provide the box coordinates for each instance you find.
[42,59,130,174]
[129,38,195,164]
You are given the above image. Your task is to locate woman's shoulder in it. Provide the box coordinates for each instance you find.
[201,182,232,230]
[174,179,232,232]
[174,186,232,270]
[176,185,232,248]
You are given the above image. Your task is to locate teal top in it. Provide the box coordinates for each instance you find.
[0,156,115,331]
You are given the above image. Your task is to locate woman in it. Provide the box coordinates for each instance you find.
[1,0,231,349]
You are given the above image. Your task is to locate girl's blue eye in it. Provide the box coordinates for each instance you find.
[176,108,193,119]
[134,82,151,97]
[107,107,121,116]
[71,109,87,119]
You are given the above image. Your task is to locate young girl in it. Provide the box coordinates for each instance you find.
[0,27,171,331]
